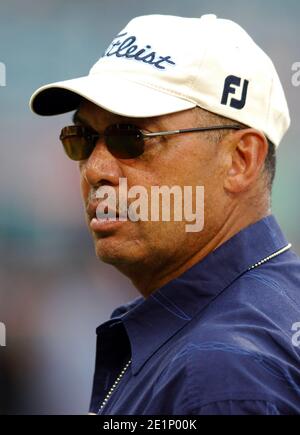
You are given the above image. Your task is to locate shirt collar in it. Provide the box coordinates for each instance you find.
[97,215,289,375]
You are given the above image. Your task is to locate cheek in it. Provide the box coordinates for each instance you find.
[157,143,214,187]
[79,169,89,201]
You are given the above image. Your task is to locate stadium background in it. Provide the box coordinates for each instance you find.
[0,0,299,414]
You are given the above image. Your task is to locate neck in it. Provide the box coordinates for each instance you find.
[123,205,271,298]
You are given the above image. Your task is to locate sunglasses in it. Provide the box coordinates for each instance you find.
[59,123,243,161]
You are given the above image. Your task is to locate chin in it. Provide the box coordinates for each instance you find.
[93,237,142,267]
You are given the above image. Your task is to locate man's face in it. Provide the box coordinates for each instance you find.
[76,101,231,283]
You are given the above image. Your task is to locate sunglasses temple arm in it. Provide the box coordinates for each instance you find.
[143,125,242,138]
[143,130,181,138]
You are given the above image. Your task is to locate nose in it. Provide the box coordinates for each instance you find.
[81,138,123,188]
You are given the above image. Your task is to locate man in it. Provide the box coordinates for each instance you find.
[30,14,300,415]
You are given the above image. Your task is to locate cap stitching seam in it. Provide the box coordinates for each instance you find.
[189,22,215,90]
[266,75,274,139]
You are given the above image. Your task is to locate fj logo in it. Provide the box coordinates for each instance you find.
[221,75,249,110]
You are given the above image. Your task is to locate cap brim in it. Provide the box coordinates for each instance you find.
[30,73,196,118]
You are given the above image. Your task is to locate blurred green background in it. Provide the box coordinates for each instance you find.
[0,0,299,414]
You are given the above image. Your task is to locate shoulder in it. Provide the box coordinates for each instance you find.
[160,268,300,414]
[162,320,300,414]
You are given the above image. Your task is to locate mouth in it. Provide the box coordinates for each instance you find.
[87,201,124,233]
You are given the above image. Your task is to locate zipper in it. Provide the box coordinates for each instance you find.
[247,243,292,270]
[98,359,132,413]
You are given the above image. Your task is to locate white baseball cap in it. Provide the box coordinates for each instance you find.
[30,13,290,147]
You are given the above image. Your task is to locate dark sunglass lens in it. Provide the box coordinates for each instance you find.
[105,124,144,159]
[60,126,95,161]
[61,136,94,161]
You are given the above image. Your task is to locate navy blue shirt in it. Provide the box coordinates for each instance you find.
[89,215,300,415]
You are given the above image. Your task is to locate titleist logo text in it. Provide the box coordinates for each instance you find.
[104,32,176,70]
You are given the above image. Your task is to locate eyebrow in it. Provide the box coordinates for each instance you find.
[72,110,91,127]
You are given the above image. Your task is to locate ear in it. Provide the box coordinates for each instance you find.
[224,129,269,194]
